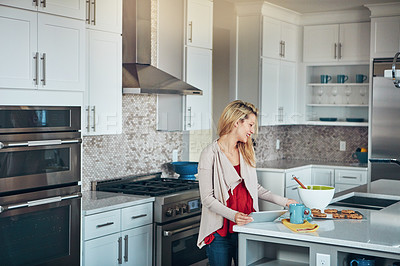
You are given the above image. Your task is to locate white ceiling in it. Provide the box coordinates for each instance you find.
[227,0,400,14]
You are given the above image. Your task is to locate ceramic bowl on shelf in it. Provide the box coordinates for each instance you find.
[298,185,335,210]
[319,117,337,122]
[346,118,364,122]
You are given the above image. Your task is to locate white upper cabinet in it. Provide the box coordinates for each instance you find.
[262,16,298,62]
[85,30,122,135]
[0,6,85,92]
[38,13,85,91]
[185,47,212,131]
[261,58,296,126]
[186,0,213,49]
[0,0,85,20]
[0,7,37,89]
[303,22,370,63]
[85,0,122,34]
[370,16,400,59]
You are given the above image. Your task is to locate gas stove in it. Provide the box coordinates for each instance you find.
[92,172,201,224]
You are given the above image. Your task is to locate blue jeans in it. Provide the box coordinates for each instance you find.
[206,233,238,266]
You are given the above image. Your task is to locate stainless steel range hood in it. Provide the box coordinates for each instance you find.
[122,0,202,95]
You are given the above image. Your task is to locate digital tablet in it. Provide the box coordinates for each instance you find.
[249,210,288,223]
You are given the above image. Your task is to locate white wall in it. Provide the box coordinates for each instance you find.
[212,0,237,138]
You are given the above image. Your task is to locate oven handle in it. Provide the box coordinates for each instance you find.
[0,138,82,149]
[163,222,200,237]
[0,192,82,214]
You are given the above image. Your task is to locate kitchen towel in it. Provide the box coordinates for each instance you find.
[282,219,319,233]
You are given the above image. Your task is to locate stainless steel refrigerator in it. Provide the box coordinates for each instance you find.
[370,55,400,181]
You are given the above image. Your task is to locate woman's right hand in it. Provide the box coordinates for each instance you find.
[235,212,253,226]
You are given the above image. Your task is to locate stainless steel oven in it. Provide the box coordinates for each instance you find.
[156,214,207,266]
[0,185,81,265]
[0,131,81,193]
[0,106,82,266]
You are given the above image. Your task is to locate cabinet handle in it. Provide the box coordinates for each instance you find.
[338,42,342,59]
[334,43,337,59]
[33,52,39,85]
[86,106,90,132]
[118,237,122,264]
[279,41,282,57]
[291,187,298,191]
[187,107,192,128]
[86,0,90,24]
[282,41,286,58]
[124,235,128,262]
[278,107,283,122]
[40,0,46,8]
[96,222,114,228]
[91,0,96,25]
[91,106,96,132]
[131,214,147,219]
[188,21,193,43]
[341,175,357,179]
[40,53,46,86]
[33,0,38,7]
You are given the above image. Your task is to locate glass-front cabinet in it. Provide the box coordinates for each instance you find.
[304,64,369,126]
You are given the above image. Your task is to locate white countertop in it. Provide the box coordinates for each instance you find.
[233,179,400,254]
[82,191,155,216]
[256,159,367,171]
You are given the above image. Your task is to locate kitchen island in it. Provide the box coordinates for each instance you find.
[233,179,400,265]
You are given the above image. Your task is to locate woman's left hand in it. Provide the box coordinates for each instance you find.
[285,199,298,207]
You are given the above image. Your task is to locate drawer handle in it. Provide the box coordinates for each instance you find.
[341,175,357,179]
[96,222,114,228]
[291,187,298,191]
[131,214,147,219]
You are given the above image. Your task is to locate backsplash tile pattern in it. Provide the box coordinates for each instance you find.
[82,94,183,191]
[255,125,368,163]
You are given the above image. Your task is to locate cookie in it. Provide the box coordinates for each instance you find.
[341,209,355,214]
[333,213,345,219]
[313,213,327,218]
[324,209,338,214]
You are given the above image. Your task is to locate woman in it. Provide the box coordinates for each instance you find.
[197,100,296,266]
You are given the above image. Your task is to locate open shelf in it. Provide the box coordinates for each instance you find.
[249,258,309,266]
[308,83,369,86]
[307,104,368,107]
[305,121,368,127]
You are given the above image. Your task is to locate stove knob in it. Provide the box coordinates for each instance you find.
[181,204,188,213]
[175,206,181,215]
[165,208,174,217]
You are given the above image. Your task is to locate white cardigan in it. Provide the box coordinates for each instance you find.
[197,140,288,248]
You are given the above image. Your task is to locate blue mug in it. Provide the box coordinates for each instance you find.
[337,74,349,83]
[356,74,367,83]
[350,258,375,266]
[289,204,311,224]
[321,75,332,83]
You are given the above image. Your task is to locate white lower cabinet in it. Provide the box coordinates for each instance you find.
[83,203,153,266]
[257,165,367,210]
[311,167,334,186]
[335,168,367,193]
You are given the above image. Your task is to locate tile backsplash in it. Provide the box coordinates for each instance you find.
[82,94,183,191]
[255,125,368,163]
[82,96,368,191]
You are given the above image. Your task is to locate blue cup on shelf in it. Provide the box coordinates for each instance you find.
[337,74,349,83]
[289,203,311,224]
[356,74,367,83]
[320,75,332,83]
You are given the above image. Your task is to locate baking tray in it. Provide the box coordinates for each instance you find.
[311,210,364,220]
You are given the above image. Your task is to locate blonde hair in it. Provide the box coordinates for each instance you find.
[217,100,258,167]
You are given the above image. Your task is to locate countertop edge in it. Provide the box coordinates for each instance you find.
[233,223,399,254]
